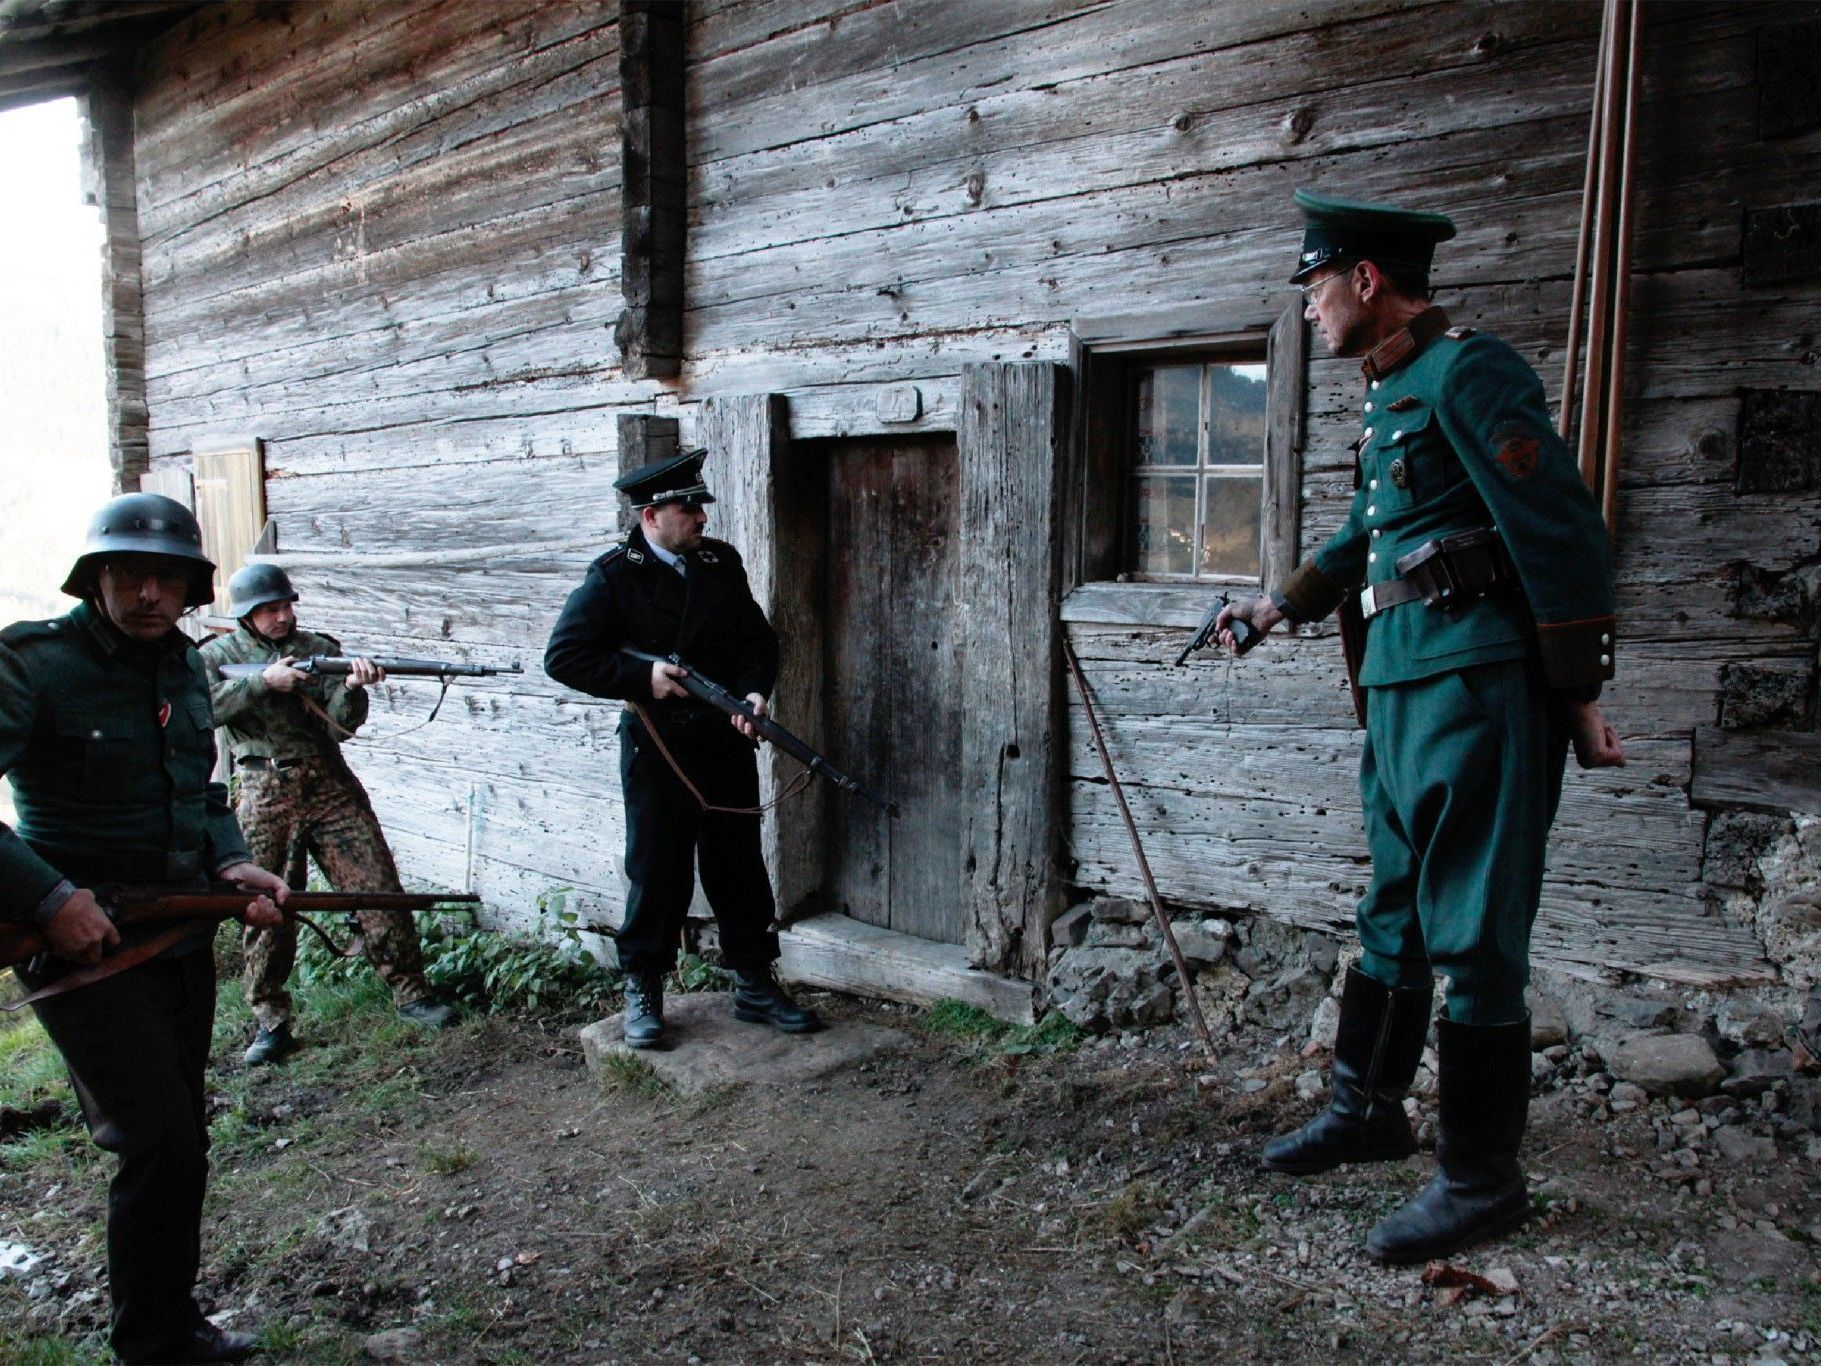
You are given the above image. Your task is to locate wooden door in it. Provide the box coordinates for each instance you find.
[823,436,965,943]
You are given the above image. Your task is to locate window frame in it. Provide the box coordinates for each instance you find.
[1063,301,1308,627]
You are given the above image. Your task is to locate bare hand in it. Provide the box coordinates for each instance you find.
[733,693,769,742]
[650,660,690,701]
[1565,699,1626,770]
[261,657,307,692]
[343,657,386,689]
[42,888,121,965]
[217,862,290,926]
[1216,595,1285,653]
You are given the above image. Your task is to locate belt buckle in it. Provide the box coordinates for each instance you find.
[1359,583,1381,619]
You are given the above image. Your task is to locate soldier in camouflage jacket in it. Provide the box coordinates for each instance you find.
[198,564,454,1063]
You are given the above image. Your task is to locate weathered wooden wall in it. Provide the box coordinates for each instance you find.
[124,0,1820,986]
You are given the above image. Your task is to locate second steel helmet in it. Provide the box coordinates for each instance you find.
[227,563,298,619]
[60,492,216,608]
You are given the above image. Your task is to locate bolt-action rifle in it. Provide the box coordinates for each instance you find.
[1173,593,1259,667]
[216,657,522,680]
[622,649,899,817]
[1,887,481,1008]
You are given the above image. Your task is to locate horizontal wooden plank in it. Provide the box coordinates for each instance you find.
[1691,726,1821,816]
[778,913,1037,1025]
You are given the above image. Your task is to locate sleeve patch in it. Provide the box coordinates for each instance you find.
[1492,422,1542,480]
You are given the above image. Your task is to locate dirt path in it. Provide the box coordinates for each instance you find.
[5,992,1821,1362]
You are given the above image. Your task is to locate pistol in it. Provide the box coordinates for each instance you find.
[1173,594,1259,667]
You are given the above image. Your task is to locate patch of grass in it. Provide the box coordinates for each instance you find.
[672,952,728,994]
[1088,1179,1164,1245]
[0,1013,75,1112]
[596,1050,670,1098]
[0,1324,108,1365]
[420,1140,480,1176]
[919,1001,1085,1059]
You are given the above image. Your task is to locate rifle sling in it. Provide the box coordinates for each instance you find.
[628,702,812,816]
[3,909,361,1012]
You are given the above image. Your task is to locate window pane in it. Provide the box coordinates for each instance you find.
[1205,361,1268,465]
[1201,474,1262,578]
[1132,475,1196,576]
[1133,365,1200,466]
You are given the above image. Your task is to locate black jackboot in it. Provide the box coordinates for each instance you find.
[733,967,821,1033]
[1366,1015,1532,1264]
[1261,967,1432,1175]
[621,973,665,1049]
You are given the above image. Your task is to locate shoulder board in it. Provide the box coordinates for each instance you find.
[593,545,631,571]
[1444,326,1477,339]
[0,618,66,649]
[699,537,740,563]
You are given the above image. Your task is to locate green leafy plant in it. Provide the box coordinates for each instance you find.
[919,1000,1084,1057]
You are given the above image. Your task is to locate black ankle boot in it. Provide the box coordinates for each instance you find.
[732,967,821,1033]
[1366,1015,1532,1264]
[621,973,665,1049]
[1261,967,1432,1175]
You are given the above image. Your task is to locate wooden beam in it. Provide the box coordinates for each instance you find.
[959,361,1068,978]
[778,913,1036,1025]
[616,0,685,380]
[1691,726,1821,817]
[697,393,824,921]
[1264,300,1308,594]
[615,412,678,536]
[78,74,148,493]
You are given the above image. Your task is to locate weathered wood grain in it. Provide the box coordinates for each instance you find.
[1691,727,1821,817]
[959,362,1067,975]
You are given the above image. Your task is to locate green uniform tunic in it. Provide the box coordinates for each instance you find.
[1280,308,1616,1021]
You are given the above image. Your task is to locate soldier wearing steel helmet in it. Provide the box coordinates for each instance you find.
[0,492,289,1363]
[1216,191,1625,1264]
[197,562,455,1065]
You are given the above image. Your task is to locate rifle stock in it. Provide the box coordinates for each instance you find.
[621,649,899,817]
[217,657,521,680]
[1,887,479,972]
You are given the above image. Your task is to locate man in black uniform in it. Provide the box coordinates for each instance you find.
[545,450,818,1048]
[0,492,289,1363]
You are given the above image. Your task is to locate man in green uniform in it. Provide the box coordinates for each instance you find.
[1217,191,1625,1263]
[0,492,289,1362]
[199,563,454,1065]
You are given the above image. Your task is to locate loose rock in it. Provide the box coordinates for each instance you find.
[1608,1034,1726,1098]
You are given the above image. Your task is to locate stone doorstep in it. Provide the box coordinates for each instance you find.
[774,913,1037,1026]
[580,992,913,1094]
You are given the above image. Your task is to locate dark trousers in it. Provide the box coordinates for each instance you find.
[26,948,216,1363]
[1354,657,1570,1024]
[617,713,779,977]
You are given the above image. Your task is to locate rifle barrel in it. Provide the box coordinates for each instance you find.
[621,650,899,817]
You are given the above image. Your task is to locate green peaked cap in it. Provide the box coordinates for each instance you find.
[1290,189,1457,284]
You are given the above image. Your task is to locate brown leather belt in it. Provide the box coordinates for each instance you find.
[1360,528,1517,621]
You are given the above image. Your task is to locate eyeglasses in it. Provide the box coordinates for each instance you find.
[1299,270,1348,304]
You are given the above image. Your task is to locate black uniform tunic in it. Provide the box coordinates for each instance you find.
[544,527,781,977]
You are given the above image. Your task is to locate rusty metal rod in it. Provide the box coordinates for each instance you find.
[1061,636,1217,1062]
[1600,0,1644,535]
[1577,0,1629,496]
[1559,6,1610,442]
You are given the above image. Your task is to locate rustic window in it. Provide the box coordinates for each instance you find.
[1065,301,1307,620]
[1127,356,1269,581]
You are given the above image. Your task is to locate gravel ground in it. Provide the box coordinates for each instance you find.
[4,992,1820,1363]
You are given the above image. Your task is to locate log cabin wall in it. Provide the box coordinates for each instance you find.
[122,0,1821,990]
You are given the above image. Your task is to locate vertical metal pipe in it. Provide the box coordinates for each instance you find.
[1559,9,1611,443]
[1601,0,1645,535]
[1578,0,1629,497]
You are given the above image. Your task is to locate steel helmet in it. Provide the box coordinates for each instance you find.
[60,492,216,608]
[227,563,298,619]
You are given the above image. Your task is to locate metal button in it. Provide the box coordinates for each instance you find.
[1363,428,1375,441]
[1364,402,1375,414]
[1372,528,1382,539]
[1367,506,1377,516]
[1600,654,1611,668]
[1601,633,1612,646]
[1369,479,1379,491]
[1371,379,1381,390]
[90,728,103,740]
[1368,552,1378,564]
[1391,429,1404,441]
